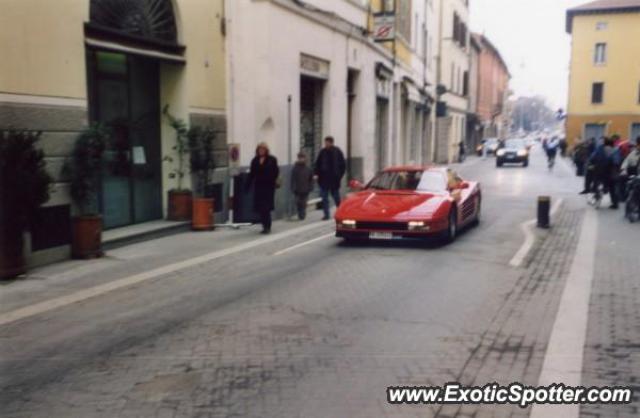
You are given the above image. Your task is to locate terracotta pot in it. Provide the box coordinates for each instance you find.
[168,190,192,221]
[72,215,103,259]
[192,198,215,231]
[0,231,26,279]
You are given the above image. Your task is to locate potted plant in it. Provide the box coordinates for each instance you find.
[188,127,217,230]
[0,130,52,279]
[64,124,108,259]
[163,106,192,221]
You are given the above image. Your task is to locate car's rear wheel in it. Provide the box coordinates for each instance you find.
[523,159,529,167]
[441,209,457,243]
[471,198,481,226]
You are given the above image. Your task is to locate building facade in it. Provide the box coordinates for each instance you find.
[0,0,228,266]
[566,0,640,145]
[435,0,470,163]
[226,0,441,219]
[472,33,511,140]
[1,0,481,268]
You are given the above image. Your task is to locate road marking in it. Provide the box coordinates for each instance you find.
[273,233,335,256]
[0,221,328,327]
[509,198,563,267]
[530,209,597,418]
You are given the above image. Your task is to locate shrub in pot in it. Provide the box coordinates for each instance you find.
[163,106,192,221]
[64,124,108,259]
[188,127,217,230]
[0,130,52,279]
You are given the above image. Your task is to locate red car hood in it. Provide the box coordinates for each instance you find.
[337,190,448,220]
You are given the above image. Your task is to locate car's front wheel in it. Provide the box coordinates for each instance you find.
[496,159,503,167]
[441,209,458,243]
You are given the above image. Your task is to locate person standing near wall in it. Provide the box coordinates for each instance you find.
[246,142,279,234]
[314,136,346,220]
[290,152,314,220]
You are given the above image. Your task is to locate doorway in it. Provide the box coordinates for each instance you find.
[630,123,640,142]
[375,98,389,172]
[300,76,325,166]
[584,123,606,141]
[87,50,163,229]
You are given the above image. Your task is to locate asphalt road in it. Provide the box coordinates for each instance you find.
[0,148,589,418]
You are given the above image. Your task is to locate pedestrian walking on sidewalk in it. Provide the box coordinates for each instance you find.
[246,142,280,234]
[621,137,640,177]
[290,151,314,220]
[314,136,346,220]
[589,136,622,209]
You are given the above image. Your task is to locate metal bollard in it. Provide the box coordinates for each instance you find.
[537,196,551,229]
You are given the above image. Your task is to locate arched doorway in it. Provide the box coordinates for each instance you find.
[85,0,184,228]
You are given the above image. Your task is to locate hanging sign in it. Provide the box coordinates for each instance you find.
[372,13,395,42]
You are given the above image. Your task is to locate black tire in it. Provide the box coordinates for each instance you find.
[626,198,639,223]
[523,159,529,167]
[496,160,503,167]
[441,209,458,244]
[471,198,481,227]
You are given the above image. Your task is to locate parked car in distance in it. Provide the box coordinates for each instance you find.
[483,138,499,156]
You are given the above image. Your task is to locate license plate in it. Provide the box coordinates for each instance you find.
[370,232,394,240]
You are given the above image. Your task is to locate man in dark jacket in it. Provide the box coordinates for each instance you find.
[290,152,314,220]
[589,137,622,209]
[314,136,346,220]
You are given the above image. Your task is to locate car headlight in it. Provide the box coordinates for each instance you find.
[517,150,528,157]
[339,219,356,229]
[497,149,506,156]
[408,221,430,231]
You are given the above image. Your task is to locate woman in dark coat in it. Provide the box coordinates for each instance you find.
[246,142,279,234]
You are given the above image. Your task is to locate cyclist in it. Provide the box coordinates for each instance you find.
[544,136,560,169]
[589,137,622,209]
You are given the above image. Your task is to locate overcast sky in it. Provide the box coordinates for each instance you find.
[470,0,587,110]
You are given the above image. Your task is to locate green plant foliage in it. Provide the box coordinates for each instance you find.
[63,124,109,215]
[163,105,190,191]
[0,130,53,237]
[188,127,217,197]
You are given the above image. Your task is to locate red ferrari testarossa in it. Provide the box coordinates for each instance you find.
[335,166,481,243]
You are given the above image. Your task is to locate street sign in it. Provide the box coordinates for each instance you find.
[372,13,395,42]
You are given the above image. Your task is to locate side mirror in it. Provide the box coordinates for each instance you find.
[349,179,364,191]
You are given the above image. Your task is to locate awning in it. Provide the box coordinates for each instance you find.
[402,80,422,103]
[84,23,186,64]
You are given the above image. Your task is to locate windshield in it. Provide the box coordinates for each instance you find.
[367,170,446,192]
[505,139,525,149]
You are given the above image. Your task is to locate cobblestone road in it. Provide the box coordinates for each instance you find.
[1,152,636,418]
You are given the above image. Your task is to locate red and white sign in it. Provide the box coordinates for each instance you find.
[373,13,395,42]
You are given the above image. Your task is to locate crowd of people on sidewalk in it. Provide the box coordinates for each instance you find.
[245,136,346,234]
[571,135,640,210]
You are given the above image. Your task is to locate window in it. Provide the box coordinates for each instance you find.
[596,21,608,31]
[463,71,469,96]
[594,43,607,64]
[396,0,411,40]
[453,13,460,41]
[592,82,604,104]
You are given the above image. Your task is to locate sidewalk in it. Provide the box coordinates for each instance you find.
[0,209,330,317]
[581,206,640,417]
